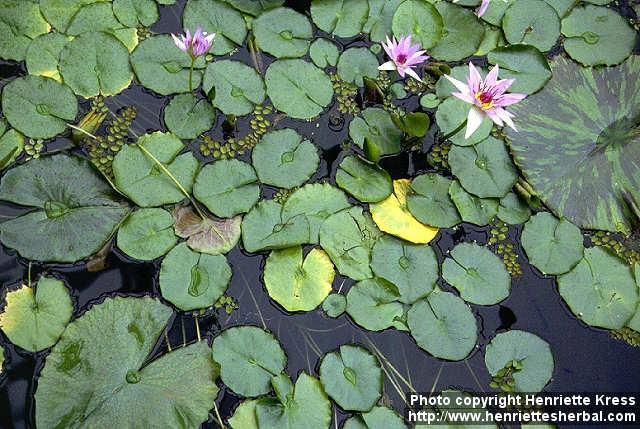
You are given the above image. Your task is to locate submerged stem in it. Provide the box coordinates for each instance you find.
[66,123,98,140]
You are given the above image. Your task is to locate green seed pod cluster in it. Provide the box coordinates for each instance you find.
[590,231,640,265]
[137,26,151,41]
[427,141,451,170]
[24,139,44,161]
[91,96,109,114]
[374,71,402,116]
[273,187,296,204]
[85,106,137,178]
[73,96,109,143]
[404,76,428,94]
[489,359,523,392]
[330,73,359,115]
[214,295,238,315]
[489,221,523,276]
[611,327,640,347]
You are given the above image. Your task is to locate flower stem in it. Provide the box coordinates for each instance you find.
[188,57,195,92]
[66,123,98,140]
[135,143,207,219]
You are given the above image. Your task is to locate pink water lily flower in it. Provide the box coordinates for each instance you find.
[444,62,526,138]
[172,27,215,58]
[379,35,429,82]
[452,0,490,17]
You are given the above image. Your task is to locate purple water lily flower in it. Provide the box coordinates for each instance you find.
[444,62,526,138]
[379,35,429,82]
[172,27,215,58]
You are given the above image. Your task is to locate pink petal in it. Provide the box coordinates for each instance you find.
[485,64,499,87]
[171,33,187,51]
[451,91,475,104]
[405,67,422,82]
[477,0,490,17]
[491,78,515,96]
[494,92,527,107]
[485,108,504,126]
[494,108,517,131]
[467,62,482,93]
[465,107,485,139]
[444,74,470,94]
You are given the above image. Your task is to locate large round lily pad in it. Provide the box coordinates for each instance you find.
[183,0,247,55]
[25,33,70,82]
[346,278,406,332]
[485,330,554,392]
[242,200,310,253]
[319,344,382,412]
[117,208,177,261]
[449,180,499,226]
[335,156,393,203]
[407,289,478,361]
[392,0,443,49]
[0,276,73,352]
[253,7,312,58]
[502,0,560,52]
[203,60,265,116]
[164,94,215,140]
[407,174,461,228]
[558,247,638,330]
[487,45,551,95]
[506,56,640,233]
[212,326,287,397]
[442,242,511,305]
[35,297,218,428]
[430,2,484,62]
[337,48,379,87]
[264,246,335,312]
[310,0,370,38]
[0,155,129,262]
[363,0,404,42]
[1,75,77,140]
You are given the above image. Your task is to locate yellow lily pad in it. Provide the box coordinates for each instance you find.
[370,179,439,244]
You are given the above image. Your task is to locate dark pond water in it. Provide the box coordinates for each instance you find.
[1,1,640,428]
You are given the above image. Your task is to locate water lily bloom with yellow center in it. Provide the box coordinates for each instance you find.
[444,62,526,138]
[172,27,215,59]
[379,35,429,82]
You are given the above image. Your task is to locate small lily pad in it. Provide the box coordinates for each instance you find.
[521,213,584,275]
[311,0,370,38]
[253,7,312,58]
[252,129,319,188]
[242,200,310,253]
[487,45,551,94]
[173,205,241,255]
[449,180,499,226]
[370,179,439,244]
[212,326,287,397]
[164,94,215,140]
[485,330,554,392]
[349,108,403,156]
[370,235,438,304]
[323,293,347,318]
[436,97,493,146]
[319,344,382,412]
[309,38,340,68]
[407,174,461,228]
[193,159,260,218]
[336,156,393,203]
[319,206,382,281]
[0,277,73,352]
[117,208,177,261]
[159,243,231,311]
[558,247,638,330]
[264,246,335,312]
[408,289,477,361]
[392,0,443,49]
[346,278,406,332]
[502,0,560,52]
[203,60,265,116]
[183,0,247,55]
[497,192,531,225]
[442,242,511,305]
[337,47,379,87]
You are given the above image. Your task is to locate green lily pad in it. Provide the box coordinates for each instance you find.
[335,156,393,203]
[193,159,260,218]
[117,208,177,261]
[264,246,335,312]
[497,192,531,225]
[113,0,159,27]
[476,25,507,56]
[265,59,334,120]
[229,399,259,429]
[364,0,404,42]
[281,183,350,243]
[337,48,379,87]
[35,296,218,428]
[487,45,551,94]
[61,3,124,37]
[349,108,403,156]
[392,0,443,49]
[212,326,287,397]
[309,38,340,68]
[431,2,484,62]
[183,0,247,55]
[502,0,560,52]
[0,129,24,170]
[255,372,332,429]
[449,180,499,226]
[319,344,382,412]
[242,200,310,253]
[323,293,347,318]
[0,155,129,262]
[159,242,231,311]
[344,406,407,429]
[485,330,554,392]
[164,94,215,140]
[59,31,132,98]
[25,33,70,82]
[203,60,265,116]
[506,56,640,233]
[1,75,77,140]
[561,5,636,66]
[479,0,514,26]
[370,235,438,304]
[130,35,206,95]
[407,174,461,228]
[442,242,511,305]
[408,289,477,361]
[223,0,284,16]
[173,205,241,255]
[449,136,518,199]
[0,276,73,352]
[346,278,406,332]
[521,212,584,275]
[0,1,50,61]
[436,97,493,146]
[310,0,370,38]
[252,129,319,188]
[253,7,312,58]
[558,247,638,330]
[319,206,382,281]
[113,132,199,207]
